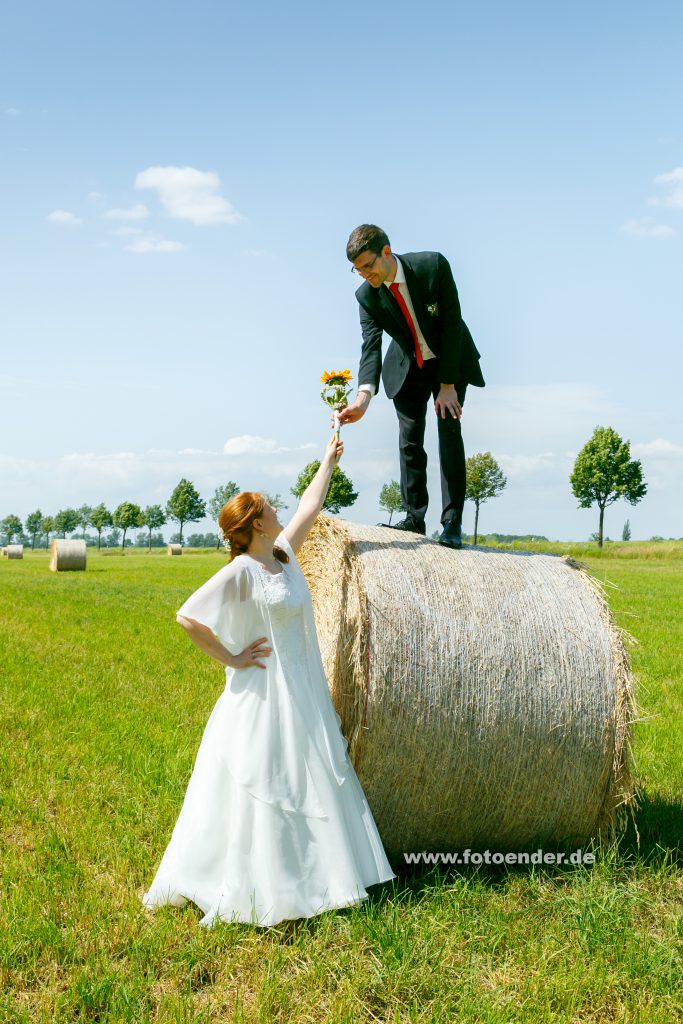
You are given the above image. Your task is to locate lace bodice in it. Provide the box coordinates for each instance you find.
[253,562,309,676]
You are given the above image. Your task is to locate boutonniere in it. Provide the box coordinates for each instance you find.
[426,302,439,317]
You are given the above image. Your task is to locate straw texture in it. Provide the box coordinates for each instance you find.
[5,545,23,559]
[167,544,182,556]
[298,515,639,859]
[49,539,87,571]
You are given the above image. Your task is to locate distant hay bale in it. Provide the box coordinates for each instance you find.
[167,544,182,556]
[298,515,639,860]
[6,545,23,559]
[49,539,86,572]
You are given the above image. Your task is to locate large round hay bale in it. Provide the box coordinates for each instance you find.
[6,545,23,559]
[50,539,86,571]
[298,515,638,860]
[167,544,182,556]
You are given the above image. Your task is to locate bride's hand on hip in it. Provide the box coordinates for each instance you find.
[232,636,272,670]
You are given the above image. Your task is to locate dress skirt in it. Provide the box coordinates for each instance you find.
[142,690,396,928]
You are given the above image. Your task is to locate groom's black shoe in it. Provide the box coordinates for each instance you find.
[439,517,463,549]
[379,515,426,536]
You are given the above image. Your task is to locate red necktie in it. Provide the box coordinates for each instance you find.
[389,282,424,368]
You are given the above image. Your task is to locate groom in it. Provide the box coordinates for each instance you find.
[337,224,485,549]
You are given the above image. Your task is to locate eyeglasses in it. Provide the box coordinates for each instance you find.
[351,253,380,276]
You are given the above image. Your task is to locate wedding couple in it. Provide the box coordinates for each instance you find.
[142,226,485,928]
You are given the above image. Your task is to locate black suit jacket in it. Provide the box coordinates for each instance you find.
[355,251,485,400]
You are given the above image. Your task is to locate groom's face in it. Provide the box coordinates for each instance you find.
[352,244,394,288]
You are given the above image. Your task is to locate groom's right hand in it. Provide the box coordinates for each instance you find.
[335,392,370,426]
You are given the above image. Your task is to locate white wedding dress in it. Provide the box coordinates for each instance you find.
[142,531,396,928]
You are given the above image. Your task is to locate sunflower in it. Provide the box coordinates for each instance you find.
[320,368,353,385]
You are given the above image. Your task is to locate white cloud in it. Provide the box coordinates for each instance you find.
[134,165,242,226]
[0,446,317,518]
[223,435,316,455]
[630,437,683,493]
[87,191,104,201]
[652,166,683,209]
[4,107,19,116]
[46,209,82,226]
[460,383,619,490]
[349,455,397,482]
[62,451,137,463]
[632,438,683,459]
[102,203,149,221]
[124,234,185,254]
[224,436,280,455]
[620,218,675,239]
[495,451,565,479]
[654,168,683,182]
[469,382,612,426]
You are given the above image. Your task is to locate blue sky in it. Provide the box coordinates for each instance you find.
[1,0,682,541]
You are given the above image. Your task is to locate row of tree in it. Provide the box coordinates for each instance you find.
[1,425,648,551]
[0,480,287,552]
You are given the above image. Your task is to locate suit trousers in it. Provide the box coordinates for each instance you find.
[392,356,468,526]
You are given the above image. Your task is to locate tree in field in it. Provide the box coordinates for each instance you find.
[113,502,143,552]
[135,530,165,548]
[465,452,507,545]
[379,480,405,525]
[187,532,220,548]
[41,515,55,549]
[570,426,647,548]
[54,508,80,538]
[25,510,44,549]
[208,482,239,548]
[77,504,93,539]
[141,504,167,552]
[1,514,23,544]
[290,461,358,514]
[622,519,632,542]
[166,479,207,544]
[90,504,113,549]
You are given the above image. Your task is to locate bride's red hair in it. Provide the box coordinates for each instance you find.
[218,492,288,564]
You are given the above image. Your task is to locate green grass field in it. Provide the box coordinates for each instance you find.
[1,542,681,1022]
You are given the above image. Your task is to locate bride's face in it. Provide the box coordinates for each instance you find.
[254,502,281,540]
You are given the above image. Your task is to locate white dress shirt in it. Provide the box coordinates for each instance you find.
[358,255,435,398]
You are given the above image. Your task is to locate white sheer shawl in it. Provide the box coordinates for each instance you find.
[175,531,350,819]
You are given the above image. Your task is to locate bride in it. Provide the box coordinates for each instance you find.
[142,432,396,927]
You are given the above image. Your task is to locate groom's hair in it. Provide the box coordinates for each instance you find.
[346,224,390,262]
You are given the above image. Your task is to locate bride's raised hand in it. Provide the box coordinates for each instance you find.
[323,432,344,466]
[232,636,272,670]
